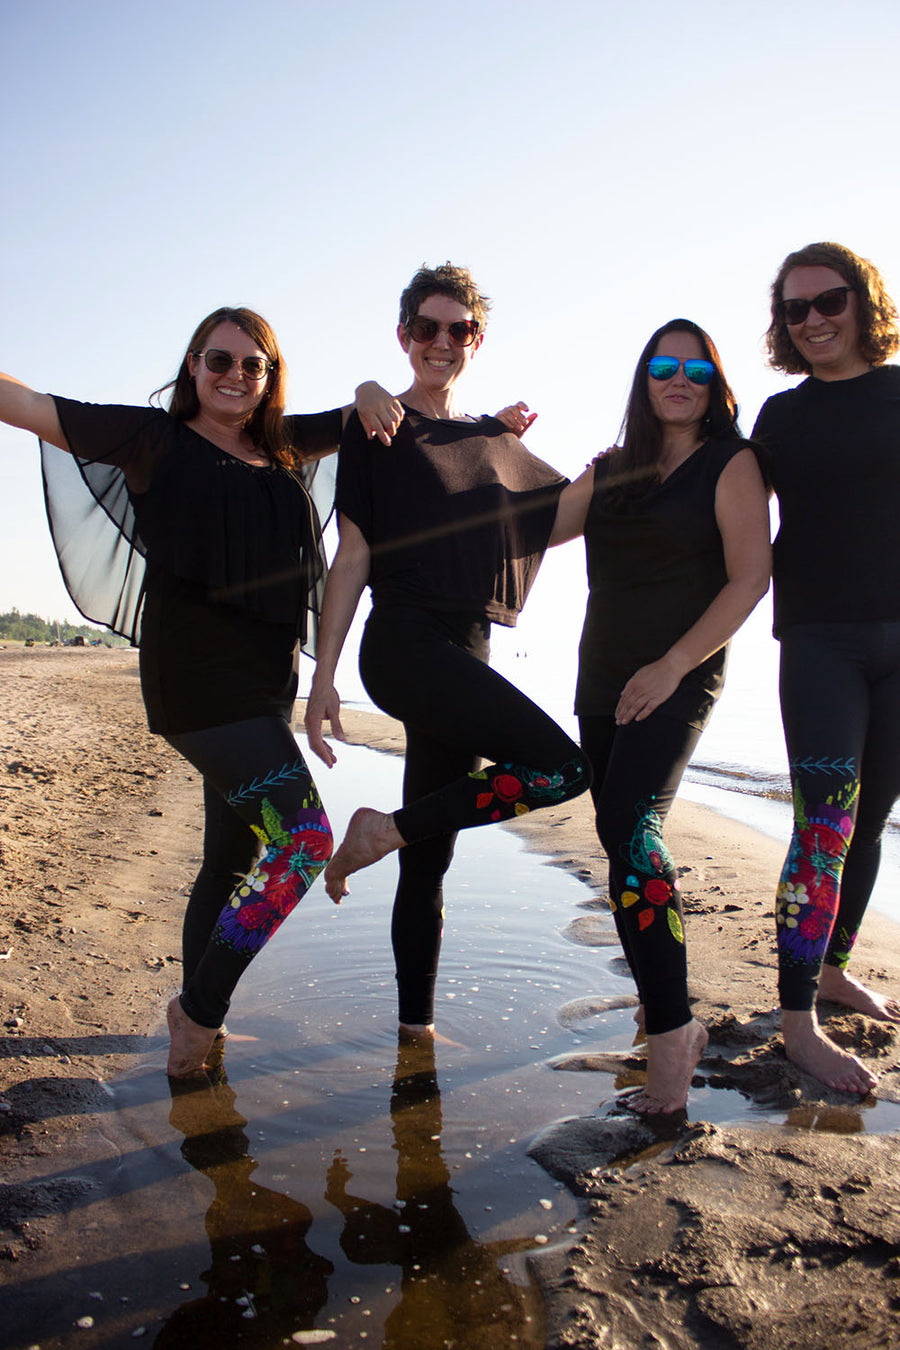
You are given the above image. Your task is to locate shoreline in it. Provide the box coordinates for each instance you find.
[2,650,899,1347]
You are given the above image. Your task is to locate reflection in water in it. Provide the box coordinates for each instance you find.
[157,1070,333,1347]
[325,1038,544,1348]
[158,1041,545,1348]
[785,1103,872,1134]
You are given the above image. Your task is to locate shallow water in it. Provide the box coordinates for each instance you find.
[11,741,900,1350]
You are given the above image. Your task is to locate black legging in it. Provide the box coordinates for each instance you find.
[166,716,332,1028]
[359,604,591,1025]
[579,711,701,1035]
[776,621,900,1010]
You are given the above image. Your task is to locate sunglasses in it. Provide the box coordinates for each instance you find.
[776,286,854,326]
[406,316,480,347]
[195,348,274,381]
[647,356,715,386]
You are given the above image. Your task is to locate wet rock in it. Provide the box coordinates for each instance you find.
[528,1115,655,1192]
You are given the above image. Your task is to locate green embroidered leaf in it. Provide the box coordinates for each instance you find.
[667,907,685,944]
[259,797,290,848]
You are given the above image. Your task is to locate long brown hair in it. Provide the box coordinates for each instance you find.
[153,306,295,465]
[765,242,899,375]
[604,319,742,503]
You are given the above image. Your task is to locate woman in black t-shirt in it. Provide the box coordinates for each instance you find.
[0,307,401,1076]
[305,263,591,1035]
[753,242,900,1095]
[575,319,770,1114]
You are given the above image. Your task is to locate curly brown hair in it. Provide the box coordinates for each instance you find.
[152,306,297,466]
[398,262,491,331]
[765,242,899,375]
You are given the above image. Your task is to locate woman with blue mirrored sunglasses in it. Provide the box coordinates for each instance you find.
[551,318,771,1114]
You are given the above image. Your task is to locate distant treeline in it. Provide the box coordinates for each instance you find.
[0,609,127,645]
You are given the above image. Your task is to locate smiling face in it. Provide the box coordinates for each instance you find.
[647,330,711,432]
[780,264,867,381]
[187,320,272,421]
[397,293,484,394]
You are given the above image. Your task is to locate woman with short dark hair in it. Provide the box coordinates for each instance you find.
[305,262,592,1036]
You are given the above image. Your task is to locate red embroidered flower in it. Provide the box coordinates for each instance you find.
[644,878,670,905]
[638,908,655,930]
[476,791,494,810]
[290,827,331,860]
[492,774,524,802]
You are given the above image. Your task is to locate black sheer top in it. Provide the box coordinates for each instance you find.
[41,399,341,733]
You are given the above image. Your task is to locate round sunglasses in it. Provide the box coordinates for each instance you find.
[775,286,854,327]
[195,348,274,381]
[406,316,480,347]
[647,356,715,386]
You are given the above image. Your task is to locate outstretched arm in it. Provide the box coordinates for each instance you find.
[0,374,67,450]
[304,514,371,766]
[615,448,771,724]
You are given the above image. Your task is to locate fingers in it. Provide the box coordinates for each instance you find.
[307,727,337,767]
[365,399,405,445]
[493,401,537,436]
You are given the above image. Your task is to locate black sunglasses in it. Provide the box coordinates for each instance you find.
[195,348,274,380]
[406,316,480,347]
[776,286,854,327]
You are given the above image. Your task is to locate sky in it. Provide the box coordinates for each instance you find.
[2,0,898,712]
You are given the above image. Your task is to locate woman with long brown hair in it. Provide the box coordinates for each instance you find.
[574,318,770,1113]
[0,306,400,1075]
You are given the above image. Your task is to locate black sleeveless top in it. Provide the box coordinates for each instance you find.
[575,437,744,728]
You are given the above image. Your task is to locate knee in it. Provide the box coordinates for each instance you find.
[554,747,593,804]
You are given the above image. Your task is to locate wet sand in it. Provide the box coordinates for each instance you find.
[2,647,899,1347]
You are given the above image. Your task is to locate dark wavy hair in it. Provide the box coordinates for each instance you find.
[152,306,296,465]
[764,242,899,375]
[605,319,742,501]
[398,262,491,331]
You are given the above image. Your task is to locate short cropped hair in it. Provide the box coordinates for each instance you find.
[398,262,491,331]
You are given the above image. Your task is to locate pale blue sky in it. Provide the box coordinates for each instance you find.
[2,0,897,703]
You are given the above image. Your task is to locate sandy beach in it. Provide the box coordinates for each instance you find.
[1,646,899,1347]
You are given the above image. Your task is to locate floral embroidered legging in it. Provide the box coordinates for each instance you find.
[166,716,333,1028]
[777,622,900,1011]
[579,711,702,1036]
[359,605,592,1026]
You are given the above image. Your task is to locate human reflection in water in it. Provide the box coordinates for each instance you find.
[325,1038,544,1349]
[156,1070,333,1347]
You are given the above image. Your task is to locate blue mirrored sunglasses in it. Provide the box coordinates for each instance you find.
[648,356,715,385]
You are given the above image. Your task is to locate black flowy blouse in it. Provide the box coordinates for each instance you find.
[41,398,341,734]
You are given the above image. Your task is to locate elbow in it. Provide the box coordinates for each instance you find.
[746,567,771,612]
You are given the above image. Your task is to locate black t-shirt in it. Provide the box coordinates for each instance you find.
[43,399,341,732]
[752,365,900,636]
[575,438,744,726]
[336,407,566,627]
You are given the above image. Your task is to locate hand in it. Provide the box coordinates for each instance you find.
[355,381,405,445]
[615,656,684,725]
[494,401,537,436]
[304,680,345,766]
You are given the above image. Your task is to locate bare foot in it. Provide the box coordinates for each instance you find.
[166,996,218,1078]
[324,808,405,902]
[817,966,900,1022]
[626,1018,708,1114]
[781,1009,878,1093]
[398,1022,435,1042]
